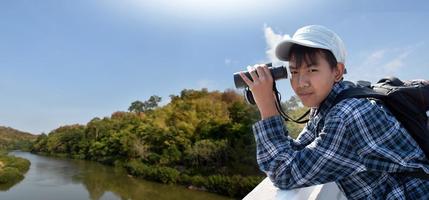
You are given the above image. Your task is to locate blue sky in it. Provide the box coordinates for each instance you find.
[1,0,428,134]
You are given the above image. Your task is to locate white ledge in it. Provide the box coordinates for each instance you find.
[243,178,347,200]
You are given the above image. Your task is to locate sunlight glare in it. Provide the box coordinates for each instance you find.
[107,0,286,20]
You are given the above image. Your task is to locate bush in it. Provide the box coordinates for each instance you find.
[0,155,30,189]
[203,175,264,198]
[206,175,231,195]
[6,157,30,172]
[124,159,264,198]
[124,160,180,184]
[156,166,180,184]
[125,160,146,177]
[0,155,31,173]
[190,175,205,188]
[179,174,192,185]
[0,167,23,184]
[228,175,264,198]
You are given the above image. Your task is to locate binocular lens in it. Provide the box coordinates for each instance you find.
[233,63,288,89]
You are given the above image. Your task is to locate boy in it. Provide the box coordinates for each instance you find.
[239,25,429,199]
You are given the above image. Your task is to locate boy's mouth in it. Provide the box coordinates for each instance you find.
[298,92,313,98]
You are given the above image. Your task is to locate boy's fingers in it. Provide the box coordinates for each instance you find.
[255,65,266,79]
[248,66,259,84]
[262,65,273,81]
[239,72,253,86]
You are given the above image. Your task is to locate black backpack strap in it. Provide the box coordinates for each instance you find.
[393,171,429,180]
[334,87,386,106]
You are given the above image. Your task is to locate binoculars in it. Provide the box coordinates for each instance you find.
[233,63,288,89]
[233,63,288,104]
[234,63,287,89]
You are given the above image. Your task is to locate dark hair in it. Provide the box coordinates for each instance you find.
[288,44,337,70]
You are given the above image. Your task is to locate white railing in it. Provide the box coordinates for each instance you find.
[243,178,347,200]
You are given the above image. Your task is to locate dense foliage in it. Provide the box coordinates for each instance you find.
[31,88,307,198]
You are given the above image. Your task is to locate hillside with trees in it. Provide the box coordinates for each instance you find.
[30,88,307,198]
[0,126,36,151]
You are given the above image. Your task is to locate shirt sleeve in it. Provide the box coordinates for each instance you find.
[288,123,317,151]
[252,115,367,189]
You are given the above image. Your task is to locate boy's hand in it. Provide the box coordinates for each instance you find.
[239,64,279,119]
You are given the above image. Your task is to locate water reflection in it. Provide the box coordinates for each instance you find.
[0,152,231,200]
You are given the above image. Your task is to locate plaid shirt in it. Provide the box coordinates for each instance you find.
[252,81,429,200]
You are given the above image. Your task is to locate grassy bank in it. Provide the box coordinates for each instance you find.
[123,160,264,198]
[0,152,31,190]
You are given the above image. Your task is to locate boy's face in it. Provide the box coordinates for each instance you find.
[289,53,340,108]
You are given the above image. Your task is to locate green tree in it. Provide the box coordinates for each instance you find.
[144,95,161,110]
[128,95,161,114]
[31,133,48,153]
[45,124,85,155]
[282,95,301,112]
[128,100,145,113]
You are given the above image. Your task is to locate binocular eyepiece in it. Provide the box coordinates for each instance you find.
[233,63,288,89]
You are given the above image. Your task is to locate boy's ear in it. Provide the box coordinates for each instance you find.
[334,63,345,82]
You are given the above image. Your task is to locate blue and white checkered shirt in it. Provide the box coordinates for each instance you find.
[252,81,429,199]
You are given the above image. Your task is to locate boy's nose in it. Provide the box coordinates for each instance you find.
[298,74,310,88]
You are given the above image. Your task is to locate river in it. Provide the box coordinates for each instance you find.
[0,151,233,200]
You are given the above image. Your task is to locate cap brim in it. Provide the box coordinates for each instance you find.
[275,39,329,61]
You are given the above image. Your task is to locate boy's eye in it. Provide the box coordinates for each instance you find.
[290,71,298,75]
[309,68,318,72]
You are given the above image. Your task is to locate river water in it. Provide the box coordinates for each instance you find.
[0,151,232,200]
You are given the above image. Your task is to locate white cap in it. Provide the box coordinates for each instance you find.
[275,25,347,65]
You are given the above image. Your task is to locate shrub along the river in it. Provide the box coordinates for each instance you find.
[0,155,30,186]
[125,160,180,184]
[124,159,264,198]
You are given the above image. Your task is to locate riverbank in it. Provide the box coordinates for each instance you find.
[123,160,264,198]
[1,151,233,200]
[32,152,263,198]
[0,152,31,190]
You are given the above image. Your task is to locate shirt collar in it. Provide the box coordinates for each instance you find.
[311,80,355,118]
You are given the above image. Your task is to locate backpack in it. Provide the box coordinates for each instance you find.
[333,77,429,179]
